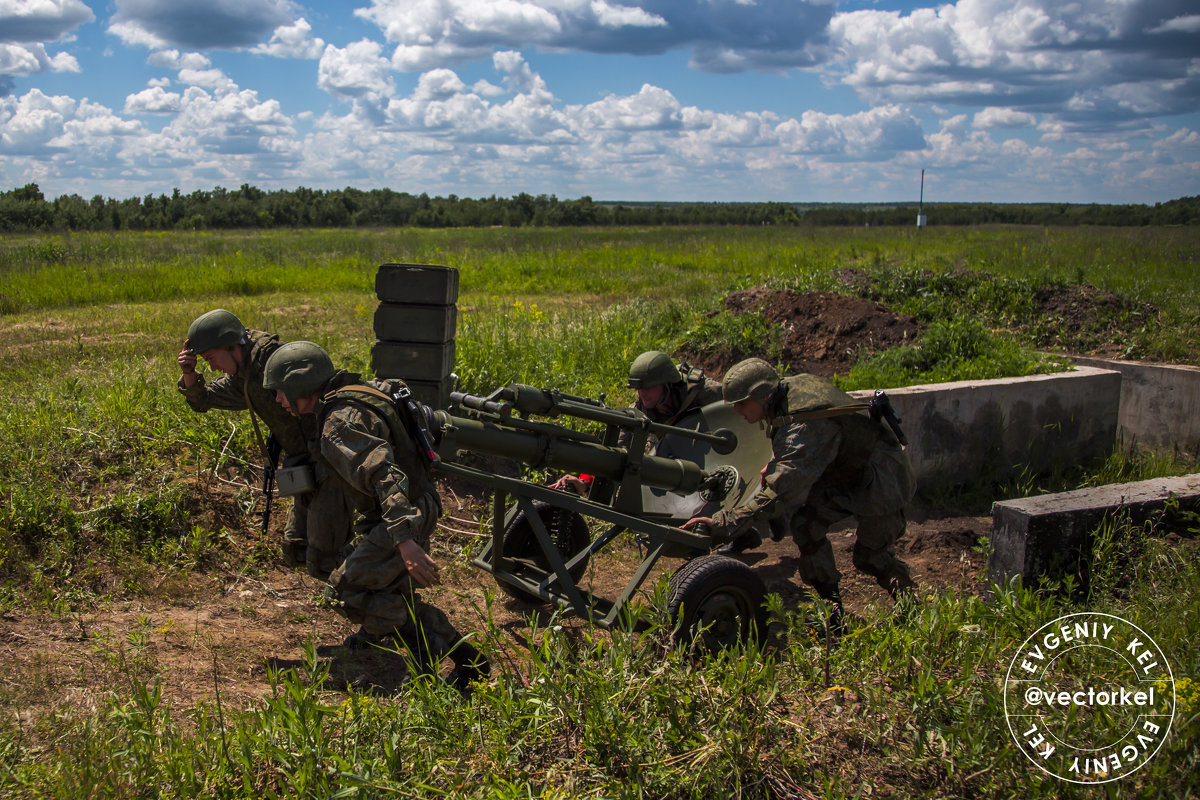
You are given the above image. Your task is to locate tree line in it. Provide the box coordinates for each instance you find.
[1,183,1196,232]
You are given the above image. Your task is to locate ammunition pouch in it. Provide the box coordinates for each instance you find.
[275,464,317,496]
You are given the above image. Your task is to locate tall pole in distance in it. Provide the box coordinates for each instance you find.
[917,169,927,229]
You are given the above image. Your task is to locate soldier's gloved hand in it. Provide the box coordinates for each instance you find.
[399,539,440,587]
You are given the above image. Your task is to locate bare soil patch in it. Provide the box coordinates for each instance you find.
[678,287,923,378]
[1026,283,1159,356]
[0,481,991,721]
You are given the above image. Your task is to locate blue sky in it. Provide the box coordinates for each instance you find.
[2,0,1198,203]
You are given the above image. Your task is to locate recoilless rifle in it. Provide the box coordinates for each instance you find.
[413,382,773,648]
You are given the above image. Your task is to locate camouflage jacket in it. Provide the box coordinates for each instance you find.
[177,329,307,458]
[309,372,440,548]
[712,374,901,537]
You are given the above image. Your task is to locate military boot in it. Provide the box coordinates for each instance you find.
[446,640,491,698]
[882,573,920,620]
[811,581,846,638]
[716,529,763,555]
[398,628,446,679]
[878,571,918,602]
[342,626,398,649]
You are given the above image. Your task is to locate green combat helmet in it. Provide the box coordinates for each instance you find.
[263,341,335,402]
[187,309,246,354]
[722,358,780,404]
[627,351,682,389]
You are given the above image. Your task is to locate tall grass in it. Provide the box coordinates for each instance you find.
[1,523,1196,798]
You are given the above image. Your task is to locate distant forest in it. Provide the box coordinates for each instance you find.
[1,183,1197,232]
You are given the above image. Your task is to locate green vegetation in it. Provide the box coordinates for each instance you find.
[1,525,1196,798]
[0,225,1197,797]
[840,317,1070,388]
[2,182,1198,232]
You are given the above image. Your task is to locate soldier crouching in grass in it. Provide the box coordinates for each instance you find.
[262,341,488,695]
[176,309,354,579]
[683,358,917,635]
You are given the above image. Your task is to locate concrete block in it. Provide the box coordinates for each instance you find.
[988,473,1200,591]
[851,366,1121,492]
[1070,356,1200,457]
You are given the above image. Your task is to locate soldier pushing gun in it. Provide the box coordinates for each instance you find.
[684,358,918,635]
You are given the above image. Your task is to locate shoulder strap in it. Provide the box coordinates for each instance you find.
[323,383,440,464]
[769,402,871,429]
[663,363,706,427]
[242,374,272,462]
[322,384,404,434]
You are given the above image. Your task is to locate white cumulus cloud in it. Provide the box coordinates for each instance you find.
[251,17,325,59]
[318,39,395,104]
[124,86,183,114]
[146,50,211,71]
[357,0,833,73]
[824,0,1200,128]
[973,107,1037,128]
[0,0,94,43]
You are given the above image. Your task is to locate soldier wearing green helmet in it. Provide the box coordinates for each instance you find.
[177,310,354,575]
[263,341,488,694]
[549,350,721,494]
[684,357,918,634]
[624,351,720,419]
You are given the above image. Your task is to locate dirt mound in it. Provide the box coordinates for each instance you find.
[679,288,923,379]
[1029,284,1158,356]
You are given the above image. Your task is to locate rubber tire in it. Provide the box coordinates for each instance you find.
[498,501,591,603]
[668,554,767,649]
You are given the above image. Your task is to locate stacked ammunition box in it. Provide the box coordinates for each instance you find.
[371,263,458,408]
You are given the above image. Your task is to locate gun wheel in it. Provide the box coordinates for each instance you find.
[668,555,766,650]
[498,501,591,604]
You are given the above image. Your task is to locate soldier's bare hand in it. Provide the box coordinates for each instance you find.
[399,539,440,587]
[177,345,197,375]
[549,474,588,494]
[681,516,714,531]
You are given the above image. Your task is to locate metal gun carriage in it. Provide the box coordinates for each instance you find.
[421,382,773,648]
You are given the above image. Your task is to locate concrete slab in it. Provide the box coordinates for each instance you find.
[1070,356,1200,457]
[988,473,1200,591]
[850,366,1121,493]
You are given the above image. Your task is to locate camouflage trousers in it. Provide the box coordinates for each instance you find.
[323,515,460,654]
[788,446,916,592]
[282,478,357,580]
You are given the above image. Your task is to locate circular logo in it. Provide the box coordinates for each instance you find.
[1004,612,1175,783]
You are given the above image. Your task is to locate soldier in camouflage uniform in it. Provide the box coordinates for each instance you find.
[684,358,917,631]
[263,341,488,693]
[550,351,722,494]
[177,309,354,578]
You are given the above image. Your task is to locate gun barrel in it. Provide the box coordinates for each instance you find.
[453,384,736,451]
[433,410,707,493]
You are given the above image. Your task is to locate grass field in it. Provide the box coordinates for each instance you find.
[0,225,1197,798]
